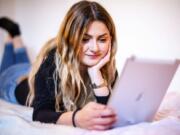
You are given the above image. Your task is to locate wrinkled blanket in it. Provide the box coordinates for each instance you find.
[0,92,180,135]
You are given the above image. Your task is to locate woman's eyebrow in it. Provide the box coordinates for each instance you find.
[98,33,108,38]
[84,33,108,38]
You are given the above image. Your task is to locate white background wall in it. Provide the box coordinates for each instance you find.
[0,0,180,92]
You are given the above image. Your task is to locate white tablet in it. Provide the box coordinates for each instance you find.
[108,56,179,127]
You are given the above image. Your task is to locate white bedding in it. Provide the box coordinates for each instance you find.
[0,92,180,135]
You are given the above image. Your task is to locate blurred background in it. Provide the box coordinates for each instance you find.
[0,0,180,92]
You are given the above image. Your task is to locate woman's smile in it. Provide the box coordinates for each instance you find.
[86,54,101,59]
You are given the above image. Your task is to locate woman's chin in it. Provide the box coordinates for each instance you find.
[82,60,99,67]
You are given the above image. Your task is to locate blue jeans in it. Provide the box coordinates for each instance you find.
[0,43,31,104]
[0,43,30,73]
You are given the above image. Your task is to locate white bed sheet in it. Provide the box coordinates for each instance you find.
[0,92,180,135]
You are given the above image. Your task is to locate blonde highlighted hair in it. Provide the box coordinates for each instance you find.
[27,0,117,111]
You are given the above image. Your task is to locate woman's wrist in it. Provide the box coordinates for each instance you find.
[90,79,107,89]
[88,69,104,83]
[88,69,109,96]
[93,86,109,96]
[72,108,80,127]
[57,110,80,127]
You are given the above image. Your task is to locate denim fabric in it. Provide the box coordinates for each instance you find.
[0,42,31,104]
[0,43,30,74]
[0,43,15,73]
[14,47,30,64]
[0,63,30,104]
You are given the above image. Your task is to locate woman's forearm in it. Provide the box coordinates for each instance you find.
[56,111,74,125]
[88,70,109,96]
[93,86,109,96]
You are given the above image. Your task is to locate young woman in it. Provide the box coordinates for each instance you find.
[27,0,118,130]
[0,0,118,130]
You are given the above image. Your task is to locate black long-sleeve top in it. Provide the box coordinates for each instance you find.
[32,49,117,123]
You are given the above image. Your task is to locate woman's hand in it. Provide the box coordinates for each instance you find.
[88,45,111,82]
[89,45,111,71]
[75,102,117,130]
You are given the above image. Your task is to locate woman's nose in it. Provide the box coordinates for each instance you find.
[89,40,99,52]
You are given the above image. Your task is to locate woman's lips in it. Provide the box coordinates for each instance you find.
[86,54,100,59]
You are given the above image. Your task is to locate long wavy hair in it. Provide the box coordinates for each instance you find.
[27,0,117,112]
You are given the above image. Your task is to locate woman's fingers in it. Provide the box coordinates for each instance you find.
[100,107,116,117]
[90,102,116,117]
[89,102,106,109]
[96,45,111,69]
[91,106,117,127]
[92,115,117,125]
[90,103,116,117]
[76,102,117,130]
[91,124,112,131]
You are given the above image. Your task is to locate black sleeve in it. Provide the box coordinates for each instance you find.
[32,49,64,123]
[95,70,118,105]
[95,94,110,105]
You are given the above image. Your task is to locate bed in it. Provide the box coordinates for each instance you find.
[0,91,180,135]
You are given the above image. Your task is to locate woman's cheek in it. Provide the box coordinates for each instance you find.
[81,44,89,52]
[101,44,109,55]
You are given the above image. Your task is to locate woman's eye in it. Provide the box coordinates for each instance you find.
[99,38,107,42]
[82,38,89,43]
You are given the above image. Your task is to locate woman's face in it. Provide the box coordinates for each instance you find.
[79,21,111,67]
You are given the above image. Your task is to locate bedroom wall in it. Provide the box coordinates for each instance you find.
[0,0,180,92]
